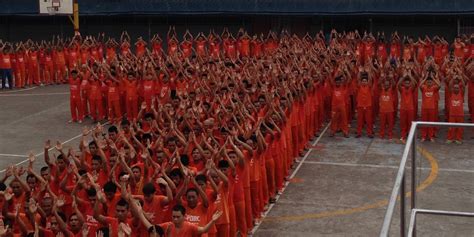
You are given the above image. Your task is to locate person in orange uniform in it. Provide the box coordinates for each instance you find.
[446,80,466,144]
[379,79,395,139]
[159,205,222,237]
[356,70,374,138]
[181,30,194,59]
[103,65,122,123]
[68,69,84,123]
[141,67,157,112]
[135,37,147,58]
[124,71,139,121]
[376,33,388,65]
[44,47,55,85]
[195,33,208,58]
[14,43,27,88]
[88,65,105,122]
[453,37,465,62]
[105,39,118,63]
[398,73,417,142]
[329,74,350,137]
[239,32,251,58]
[54,45,68,83]
[389,32,401,60]
[151,34,163,58]
[0,44,13,89]
[419,73,441,142]
[27,45,41,86]
[250,34,263,59]
[207,159,230,237]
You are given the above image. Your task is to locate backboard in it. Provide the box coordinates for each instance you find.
[39,0,73,15]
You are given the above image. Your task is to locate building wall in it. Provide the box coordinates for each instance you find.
[0,15,470,43]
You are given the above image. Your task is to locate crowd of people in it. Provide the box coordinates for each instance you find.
[0,27,473,237]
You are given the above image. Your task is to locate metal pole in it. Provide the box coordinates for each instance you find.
[73,0,79,34]
[407,209,417,237]
[401,175,406,237]
[411,129,417,237]
[380,122,418,237]
[380,122,474,237]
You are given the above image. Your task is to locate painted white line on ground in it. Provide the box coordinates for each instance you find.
[251,122,331,235]
[303,161,400,169]
[0,86,37,94]
[0,121,109,173]
[0,153,29,158]
[3,101,69,127]
[0,92,69,97]
[303,161,474,173]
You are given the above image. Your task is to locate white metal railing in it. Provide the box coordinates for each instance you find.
[379,121,474,237]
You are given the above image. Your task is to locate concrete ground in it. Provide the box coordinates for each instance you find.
[1,85,473,236]
[0,85,95,171]
[253,120,474,235]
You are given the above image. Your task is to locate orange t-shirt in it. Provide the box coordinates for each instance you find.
[421,85,439,110]
[195,40,206,56]
[0,53,12,69]
[332,86,347,108]
[214,182,230,225]
[124,79,138,99]
[357,84,373,108]
[159,221,199,237]
[449,92,464,117]
[184,201,209,236]
[136,42,146,57]
[400,87,415,111]
[454,43,464,58]
[379,89,395,113]
[138,194,167,224]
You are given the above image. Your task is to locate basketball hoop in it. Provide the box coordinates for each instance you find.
[47,0,61,15]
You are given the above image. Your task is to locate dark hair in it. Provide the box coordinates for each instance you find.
[142,133,153,142]
[0,183,6,191]
[116,198,129,208]
[144,112,155,120]
[172,204,186,215]
[40,166,49,172]
[131,166,142,172]
[97,227,110,237]
[56,212,67,222]
[169,168,183,178]
[86,188,97,197]
[186,188,198,196]
[26,174,37,182]
[103,181,117,193]
[166,136,177,144]
[78,169,88,176]
[92,155,102,162]
[180,155,190,166]
[218,160,230,169]
[121,119,130,126]
[148,225,164,236]
[142,182,156,196]
[108,126,118,133]
[195,174,207,183]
